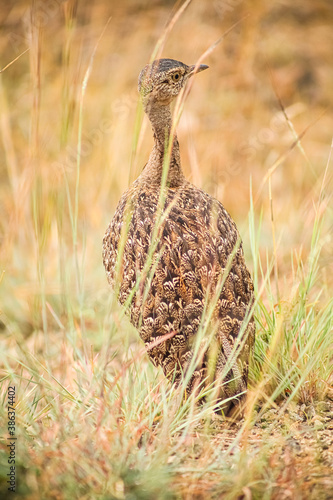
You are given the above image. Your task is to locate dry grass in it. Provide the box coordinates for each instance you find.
[0,1,333,498]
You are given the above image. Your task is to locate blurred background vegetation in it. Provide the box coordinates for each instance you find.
[1,0,332,337]
[0,0,332,337]
[0,1,333,498]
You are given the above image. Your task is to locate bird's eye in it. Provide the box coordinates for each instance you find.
[172,72,180,82]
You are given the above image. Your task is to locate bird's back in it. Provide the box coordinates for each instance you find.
[103,178,255,408]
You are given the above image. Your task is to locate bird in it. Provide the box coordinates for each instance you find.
[102,58,255,416]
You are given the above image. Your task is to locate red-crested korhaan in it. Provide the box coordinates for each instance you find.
[103,58,255,416]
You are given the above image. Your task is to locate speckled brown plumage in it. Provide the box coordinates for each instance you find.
[103,59,255,415]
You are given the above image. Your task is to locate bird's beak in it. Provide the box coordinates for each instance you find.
[188,64,209,77]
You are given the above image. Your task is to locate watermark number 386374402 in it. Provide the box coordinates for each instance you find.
[7,386,16,493]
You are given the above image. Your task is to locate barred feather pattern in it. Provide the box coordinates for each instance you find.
[103,178,255,409]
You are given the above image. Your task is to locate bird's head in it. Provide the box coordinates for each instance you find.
[138,58,208,107]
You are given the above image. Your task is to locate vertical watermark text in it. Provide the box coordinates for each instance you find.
[7,385,16,493]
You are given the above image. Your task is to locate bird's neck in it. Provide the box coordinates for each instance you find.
[141,100,185,187]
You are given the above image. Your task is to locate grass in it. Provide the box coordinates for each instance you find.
[1,1,333,498]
